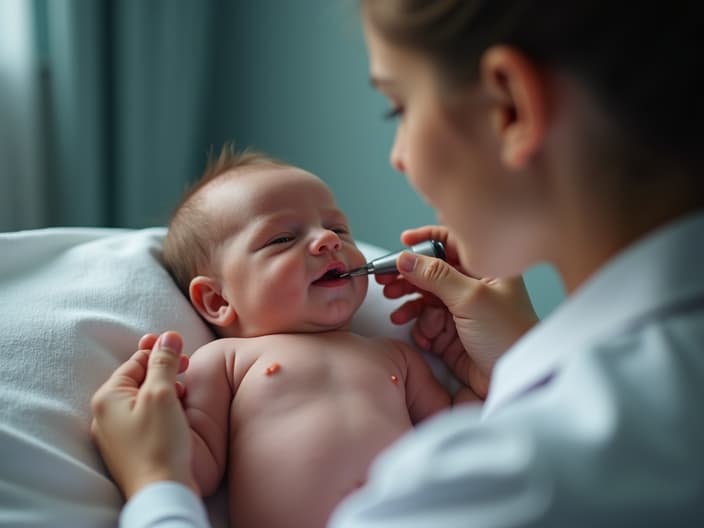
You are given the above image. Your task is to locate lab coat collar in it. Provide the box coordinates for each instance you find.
[483,209,704,417]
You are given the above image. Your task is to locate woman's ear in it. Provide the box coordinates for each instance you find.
[480,45,548,169]
[189,275,237,328]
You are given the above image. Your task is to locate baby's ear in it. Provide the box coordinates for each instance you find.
[189,275,237,328]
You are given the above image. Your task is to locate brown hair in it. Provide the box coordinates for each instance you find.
[362,0,703,173]
[162,144,285,295]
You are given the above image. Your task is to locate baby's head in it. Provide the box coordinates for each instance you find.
[163,145,368,338]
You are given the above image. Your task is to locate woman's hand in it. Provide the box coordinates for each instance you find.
[378,226,539,398]
[90,331,197,499]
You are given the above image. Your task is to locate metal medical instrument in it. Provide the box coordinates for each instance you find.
[338,240,446,278]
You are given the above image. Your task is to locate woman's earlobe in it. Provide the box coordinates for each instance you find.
[189,276,237,328]
[480,45,548,169]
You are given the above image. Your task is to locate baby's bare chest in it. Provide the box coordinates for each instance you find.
[231,333,405,419]
[220,335,412,528]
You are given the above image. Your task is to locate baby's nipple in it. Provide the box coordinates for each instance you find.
[264,362,281,376]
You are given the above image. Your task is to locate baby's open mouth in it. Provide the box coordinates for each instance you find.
[312,267,346,284]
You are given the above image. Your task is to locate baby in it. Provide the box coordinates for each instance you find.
[162,146,451,528]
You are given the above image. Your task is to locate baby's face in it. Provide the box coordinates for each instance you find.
[204,166,368,337]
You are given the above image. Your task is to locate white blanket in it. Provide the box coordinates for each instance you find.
[0,227,447,527]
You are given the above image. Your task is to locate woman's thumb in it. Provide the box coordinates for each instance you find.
[397,251,476,310]
[144,331,183,388]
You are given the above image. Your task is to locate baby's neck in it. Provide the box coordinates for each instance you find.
[212,323,352,340]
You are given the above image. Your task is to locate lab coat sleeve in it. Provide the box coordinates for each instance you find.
[120,481,211,528]
[328,405,553,528]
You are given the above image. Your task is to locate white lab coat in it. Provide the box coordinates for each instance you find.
[123,210,704,528]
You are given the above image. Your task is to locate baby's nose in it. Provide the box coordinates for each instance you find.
[311,230,342,254]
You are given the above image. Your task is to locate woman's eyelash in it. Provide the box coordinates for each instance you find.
[383,106,403,120]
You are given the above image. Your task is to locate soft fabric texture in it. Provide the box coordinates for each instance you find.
[0,227,447,527]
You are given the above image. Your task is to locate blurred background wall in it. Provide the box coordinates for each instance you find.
[0,0,563,316]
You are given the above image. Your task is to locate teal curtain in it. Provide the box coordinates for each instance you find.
[0,0,564,315]
[29,0,218,228]
[0,0,44,229]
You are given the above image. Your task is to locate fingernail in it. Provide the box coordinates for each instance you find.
[159,332,181,353]
[398,252,417,273]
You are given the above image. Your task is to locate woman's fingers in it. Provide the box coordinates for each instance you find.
[383,276,430,300]
[428,309,457,355]
[93,348,149,400]
[396,252,482,314]
[400,225,461,264]
[136,332,189,399]
[400,225,448,246]
[390,297,433,325]
[138,333,159,350]
[90,349,149,443]
[140,331,184,398]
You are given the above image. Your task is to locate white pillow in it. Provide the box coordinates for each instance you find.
[0,227,446,527]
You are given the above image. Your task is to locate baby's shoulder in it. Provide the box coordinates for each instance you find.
[191,336,259,361]
[189,337,271,383]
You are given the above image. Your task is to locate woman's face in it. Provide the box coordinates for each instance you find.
[363,20,541,278]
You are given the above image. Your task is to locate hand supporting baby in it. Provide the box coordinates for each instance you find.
[90,331,197,499]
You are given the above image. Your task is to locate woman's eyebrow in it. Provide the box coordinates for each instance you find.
[370,75,395,89]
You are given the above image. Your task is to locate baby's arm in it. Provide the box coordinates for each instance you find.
[388,339,452,423]
[183,340,234,497]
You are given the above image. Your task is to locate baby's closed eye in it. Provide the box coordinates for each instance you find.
[267,234,296,245]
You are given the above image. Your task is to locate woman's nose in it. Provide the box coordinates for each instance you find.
[390,126,407,173]
[310,229,342,254]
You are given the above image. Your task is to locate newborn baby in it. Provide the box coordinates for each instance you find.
[162,147,451,527]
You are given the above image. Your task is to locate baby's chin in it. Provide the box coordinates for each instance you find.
[213,312,355,338]
[248,311,358,336]
[256,319,351,336]
[229,299,365,337]
[300,306,361,333]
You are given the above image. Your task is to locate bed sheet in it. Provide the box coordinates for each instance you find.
[0,227,455,527]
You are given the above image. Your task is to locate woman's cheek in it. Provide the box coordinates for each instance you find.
[405,158,442,209]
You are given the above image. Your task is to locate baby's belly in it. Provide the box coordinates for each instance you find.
[228,395,410,528]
